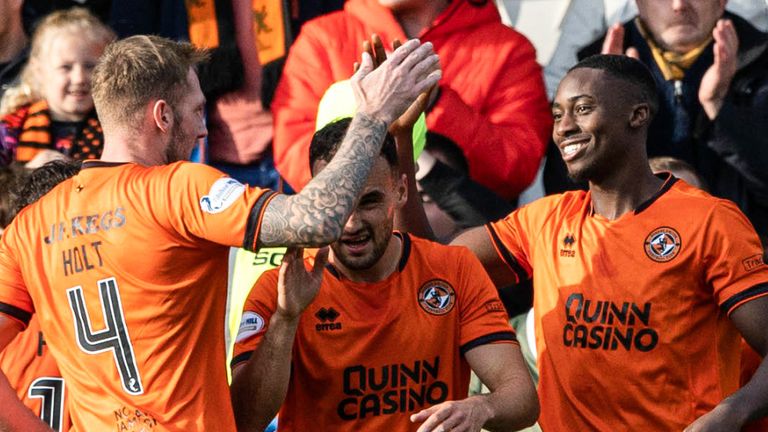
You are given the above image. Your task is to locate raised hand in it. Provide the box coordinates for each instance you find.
[358,35,437,135]
[699,19,739,119]
[601,23,639,59]
[275,247,329,320]
[350,38,441,126]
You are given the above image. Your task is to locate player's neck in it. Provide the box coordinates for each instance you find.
[588,166,664,221]
[99,133,168,166]
[334,234,403,283]
[393,0,449,39]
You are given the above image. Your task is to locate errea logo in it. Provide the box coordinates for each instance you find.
[315,307,342,332]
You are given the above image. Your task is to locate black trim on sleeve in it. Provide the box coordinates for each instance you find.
[0,302,32,326]
[721,283,768,315]
[230,351,254,369]
[460,331,517,356]
[243,191,277,251]
[486,223,529,283]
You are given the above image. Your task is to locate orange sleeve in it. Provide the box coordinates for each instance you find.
[231,269,280,368]
[486,195,562,283]
[702,201,768,315]
[0,224,33,326]
[161,162,278,252]
[455,247,517,355]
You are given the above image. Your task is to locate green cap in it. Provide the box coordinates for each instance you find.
[315,80,426,160]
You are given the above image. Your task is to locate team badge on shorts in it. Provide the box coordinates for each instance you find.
[644,227,682,262]
[418,279,456,315]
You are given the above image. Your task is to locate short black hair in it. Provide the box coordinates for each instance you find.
[569,54,659,116]
[309,117,398,173]
[14,160,82,214]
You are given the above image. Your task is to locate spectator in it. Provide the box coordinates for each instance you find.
[497,0,767,98]
[546,0,768,248]
[272,0,552,202]
[0,0,29,98]
[230,117,538,432]
[0,8,115,167]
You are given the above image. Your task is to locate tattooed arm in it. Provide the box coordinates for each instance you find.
[258,39,441,247]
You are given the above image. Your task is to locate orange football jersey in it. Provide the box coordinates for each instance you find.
[233,233,516,431]
[0,316,70,431]
[487,175,768,430]
[0,161,276,431]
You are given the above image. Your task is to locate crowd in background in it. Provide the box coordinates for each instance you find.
[1,0,768,431]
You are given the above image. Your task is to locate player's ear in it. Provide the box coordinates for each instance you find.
[395,172,408,208]
[629,103,650,129]
[152,100,173,132]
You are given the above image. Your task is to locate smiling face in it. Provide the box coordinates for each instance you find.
[552,68,641,183]
[635,0,726,53]
[313,156,406,272]
[36,33,106,122]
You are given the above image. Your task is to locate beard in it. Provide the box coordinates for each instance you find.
[164,111,196,163]
[331,220,393,271]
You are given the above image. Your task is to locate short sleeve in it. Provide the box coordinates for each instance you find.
[486,195,562,283]
[456,248,517,356]
[162,162,278,251]
[0,224,33,326]
[231,269,280,368]
[703,201,768,315]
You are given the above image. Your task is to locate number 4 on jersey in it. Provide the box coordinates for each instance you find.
[67,277,143,395]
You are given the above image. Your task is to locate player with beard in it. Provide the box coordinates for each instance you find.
[0,35,442,430]
[230,117,539,432]
[446,54,768,431]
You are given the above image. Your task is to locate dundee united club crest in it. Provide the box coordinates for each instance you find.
[644,227,681,263]
[418,279,456,315]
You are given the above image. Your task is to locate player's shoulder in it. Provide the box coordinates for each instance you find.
[666,178,740,216]
[407,232,479,265]
[509,190,587,221]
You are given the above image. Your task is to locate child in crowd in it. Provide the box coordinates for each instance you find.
[0,7,114,168]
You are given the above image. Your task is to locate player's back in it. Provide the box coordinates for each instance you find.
[2,161,249,431]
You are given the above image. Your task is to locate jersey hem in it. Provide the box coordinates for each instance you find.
[722,282,768,316]
[485,223,528,283]
[244,191,278,251]
[460,330,517,356]
[230,350,254,369]
[0,302,32,327]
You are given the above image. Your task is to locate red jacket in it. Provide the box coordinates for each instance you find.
[272,0,552,200]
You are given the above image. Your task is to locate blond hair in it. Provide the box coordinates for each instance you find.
[91,35,208,130]
[0,7,115,116]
